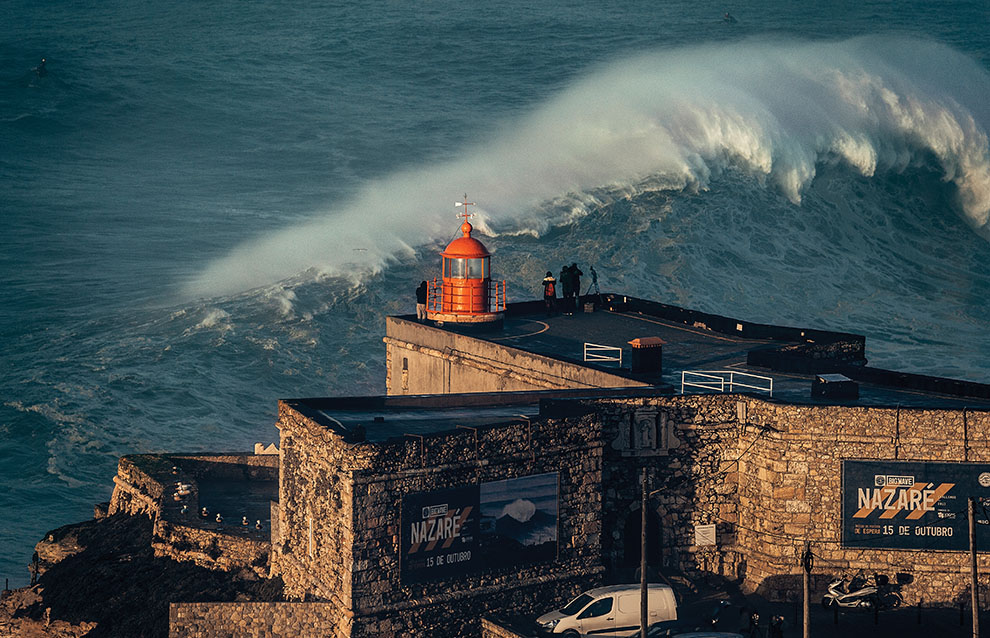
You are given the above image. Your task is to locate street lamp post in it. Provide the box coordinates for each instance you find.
[641,467,648,638]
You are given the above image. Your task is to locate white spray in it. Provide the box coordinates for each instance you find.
[185,36,990,298]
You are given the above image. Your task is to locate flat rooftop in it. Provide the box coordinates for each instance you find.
[488,305,777,381]
[286,387,662,443]
[418,294,990,410]
[287,294,990,442]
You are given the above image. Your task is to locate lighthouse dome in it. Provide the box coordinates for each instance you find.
[441,220,490,258]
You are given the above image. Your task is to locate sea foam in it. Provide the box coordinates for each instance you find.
[185,36,990,298]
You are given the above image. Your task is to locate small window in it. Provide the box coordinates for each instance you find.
[449,258,466,278]
[578,597,613,619]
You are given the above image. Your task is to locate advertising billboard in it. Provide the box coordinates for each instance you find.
[400,472,559,583]
[479,472,559,569]
[842,460,990,550]
[400,485,480,583]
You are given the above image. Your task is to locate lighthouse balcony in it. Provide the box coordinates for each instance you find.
[426,278,506,325]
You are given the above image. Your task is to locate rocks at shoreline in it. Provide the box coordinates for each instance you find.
[1,513,283,638]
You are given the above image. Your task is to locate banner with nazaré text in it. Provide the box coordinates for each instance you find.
[401,484,480,583]
[842,460,990,551]
[400,472,559,583]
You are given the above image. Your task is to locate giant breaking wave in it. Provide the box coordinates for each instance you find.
[186,36,990,298]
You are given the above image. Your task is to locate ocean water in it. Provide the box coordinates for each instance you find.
[3,0,990,587]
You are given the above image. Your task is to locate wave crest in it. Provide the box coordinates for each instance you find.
[185,36,990,298]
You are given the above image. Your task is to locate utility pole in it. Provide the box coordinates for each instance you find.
[970,497,979,638]
[802,542,813,638]
[641,467,648,638]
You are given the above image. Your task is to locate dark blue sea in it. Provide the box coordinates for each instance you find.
[3,0,990,586]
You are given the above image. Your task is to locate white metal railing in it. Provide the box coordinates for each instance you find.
[584,343,622,366]
[680,370,773,397]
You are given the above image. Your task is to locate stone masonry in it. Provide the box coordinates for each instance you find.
[109,453,277,575]
[271,398,607,638]
[260,391,990,638]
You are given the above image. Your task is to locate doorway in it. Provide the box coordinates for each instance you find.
[622,507,662,569]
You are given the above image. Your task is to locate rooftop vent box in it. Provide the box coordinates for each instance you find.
[812,374,859,399]
[628,337,665,375]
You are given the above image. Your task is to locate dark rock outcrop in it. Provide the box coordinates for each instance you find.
[3,513,283,638]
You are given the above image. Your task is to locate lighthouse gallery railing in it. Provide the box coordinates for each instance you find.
[426,278,506,314]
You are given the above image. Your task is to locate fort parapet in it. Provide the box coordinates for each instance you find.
[12,295,990,638]
[153,298,990,636]
[107,453,277,577]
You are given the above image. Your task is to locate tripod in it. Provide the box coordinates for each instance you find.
[584,266,602,305]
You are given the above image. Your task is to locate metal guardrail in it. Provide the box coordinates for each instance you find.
[584,343,622,366]
[490,280,507,312]
[426,278,507,314]
[680,370,773,397]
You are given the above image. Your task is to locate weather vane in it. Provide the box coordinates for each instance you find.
[454,194,475,222]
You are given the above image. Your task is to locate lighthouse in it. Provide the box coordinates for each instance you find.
[426,197,506,329]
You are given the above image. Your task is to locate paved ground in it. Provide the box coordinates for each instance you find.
[501,581,984,638]
[677,582,982,638]
[196,478,276,525]
[726,595,981,637]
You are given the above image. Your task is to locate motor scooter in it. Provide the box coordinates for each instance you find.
[821,571,878,610]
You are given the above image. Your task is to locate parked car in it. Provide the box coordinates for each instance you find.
[536,584,678,636]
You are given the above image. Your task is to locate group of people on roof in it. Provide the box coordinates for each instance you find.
[542,263,584,316]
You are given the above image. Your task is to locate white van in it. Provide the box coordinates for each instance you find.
[536,584,677,636]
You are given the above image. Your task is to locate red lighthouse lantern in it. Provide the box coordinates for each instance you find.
[426,196,506,327]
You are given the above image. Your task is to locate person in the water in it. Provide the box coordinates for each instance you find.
[35,58,47,77]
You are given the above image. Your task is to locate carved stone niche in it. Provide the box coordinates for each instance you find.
[612,407,681,457]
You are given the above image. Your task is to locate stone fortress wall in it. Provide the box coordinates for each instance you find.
[108,453,277,576]
[268,401,356,636]
[172,394,990,638]
[737,398,990,605]
[169,602,338,638]
[163,295,990,636]
[268,398,607,638]
[588,394,990,606]
[143,396,990,637]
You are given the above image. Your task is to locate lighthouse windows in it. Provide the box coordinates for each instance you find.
[445,259,465,278]
[467,258,487,278]
[443,257,489,279]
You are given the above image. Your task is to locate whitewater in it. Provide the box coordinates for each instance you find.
[3,0,990,587]
[189,37,990,296]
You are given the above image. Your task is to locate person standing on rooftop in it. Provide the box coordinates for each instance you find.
[559,265,573,315]
[415,281,428,321]
[569,263,583,313]
[542,271,557,317]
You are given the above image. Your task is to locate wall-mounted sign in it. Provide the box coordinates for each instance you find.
[842,460,990,551]
[401,472,559,583]
[694,523,716,547]
[479,472,559,569]
[401,485,479,583]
